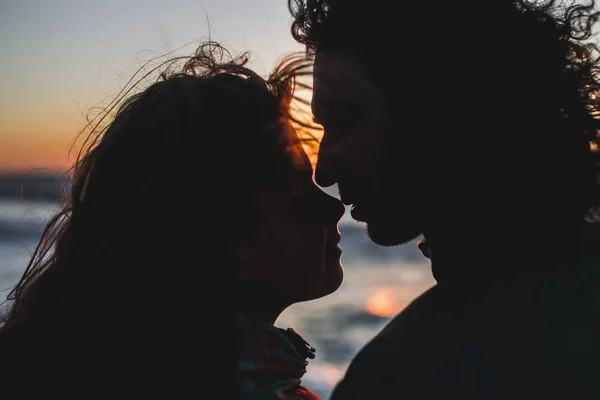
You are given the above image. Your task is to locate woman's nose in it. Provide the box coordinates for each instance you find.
[319,190,345,222]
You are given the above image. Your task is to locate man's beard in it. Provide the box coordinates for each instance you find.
[364,204,423,247]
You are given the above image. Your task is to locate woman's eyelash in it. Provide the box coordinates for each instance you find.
[290,181,314,197]
[290,182,303,196]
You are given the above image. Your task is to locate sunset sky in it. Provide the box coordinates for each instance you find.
[0,0,303,172]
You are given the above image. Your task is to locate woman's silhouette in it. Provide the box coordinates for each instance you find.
[0,42,343,399]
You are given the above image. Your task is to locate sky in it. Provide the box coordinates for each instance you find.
[0,0,304,172]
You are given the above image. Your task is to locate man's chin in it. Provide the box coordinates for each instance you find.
[365,218,421,247]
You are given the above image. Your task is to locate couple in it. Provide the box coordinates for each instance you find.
[2,0,600,398]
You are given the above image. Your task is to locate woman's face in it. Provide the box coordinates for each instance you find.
[238,124,346,305]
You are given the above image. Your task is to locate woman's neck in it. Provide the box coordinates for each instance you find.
[235,288,288,325]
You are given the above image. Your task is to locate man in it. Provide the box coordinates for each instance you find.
[289,0,600,398]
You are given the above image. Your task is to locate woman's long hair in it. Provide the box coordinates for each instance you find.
[0,41,316,395]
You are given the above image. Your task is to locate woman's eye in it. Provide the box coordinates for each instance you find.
[290,181,313,197]
[290,181,304,197]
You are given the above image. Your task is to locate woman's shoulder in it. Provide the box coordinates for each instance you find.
[237,322,320,400]
[241,381,321,400]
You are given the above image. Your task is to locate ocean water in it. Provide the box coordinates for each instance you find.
[0,198,435,399]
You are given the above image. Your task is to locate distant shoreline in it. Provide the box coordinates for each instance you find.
[0,172,70,202]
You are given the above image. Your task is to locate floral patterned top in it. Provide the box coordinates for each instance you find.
[237,321,320,400]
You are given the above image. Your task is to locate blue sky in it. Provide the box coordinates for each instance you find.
[0,0,303,170]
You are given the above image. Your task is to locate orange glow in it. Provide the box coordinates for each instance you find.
[365,290,402,318]
[291,114,322,168]
[287,82,322,169]
[0,133,74,172]
[0,101,86,172]
[322,364,343,386]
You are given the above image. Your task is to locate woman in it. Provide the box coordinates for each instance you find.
[0,42,344,399]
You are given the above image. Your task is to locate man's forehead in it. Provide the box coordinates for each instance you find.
[312,51,381,109]
[313,53,357,104]
[314,51,363,80]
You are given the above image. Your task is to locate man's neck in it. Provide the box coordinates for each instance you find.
[422,223,584,283]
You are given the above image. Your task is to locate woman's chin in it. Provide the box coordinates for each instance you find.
[315,265,344,300]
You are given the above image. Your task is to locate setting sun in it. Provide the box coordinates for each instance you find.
[365,290,403,318]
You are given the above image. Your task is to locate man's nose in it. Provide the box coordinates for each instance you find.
[314,131,341,187]
[315,158,338,187]
[315,149,337,187]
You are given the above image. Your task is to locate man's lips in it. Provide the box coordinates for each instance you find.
[340,193,359,206]
[350,203,368,221]
[341,192,366,221]
[338,183,363,206]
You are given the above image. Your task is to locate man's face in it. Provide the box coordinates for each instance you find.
[312,51,427,246]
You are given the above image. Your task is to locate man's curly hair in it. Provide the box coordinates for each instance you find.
[289,0,600,217]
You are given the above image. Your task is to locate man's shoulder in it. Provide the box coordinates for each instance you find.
[342,285,448,369]
[329,284,507,399]
[331,283,500,382]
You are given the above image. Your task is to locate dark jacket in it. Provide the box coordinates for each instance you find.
[331,222,600,400]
